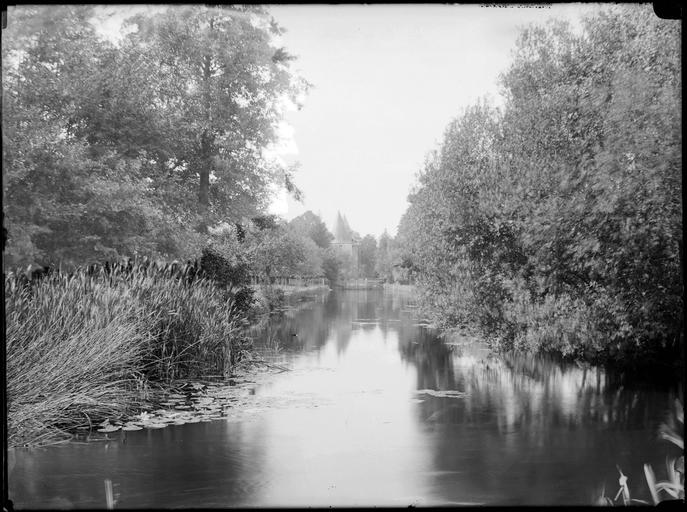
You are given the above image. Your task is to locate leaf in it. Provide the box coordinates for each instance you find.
[644,463,660,505]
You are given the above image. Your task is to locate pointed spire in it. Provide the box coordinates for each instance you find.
[334,211,355,242]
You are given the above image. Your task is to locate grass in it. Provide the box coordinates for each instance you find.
[5,262,250,447]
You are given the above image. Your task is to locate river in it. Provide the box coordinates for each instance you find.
[8,288,682,507]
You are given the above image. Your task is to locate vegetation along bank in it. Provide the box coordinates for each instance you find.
[395,5,682,369]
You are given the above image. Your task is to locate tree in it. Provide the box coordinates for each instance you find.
[321,247,342,286]
[358,235,377,277]
[398,4,681,363]
[2,5,309,268]
[2,6,189,268]
[244,221,323,281]
[124,5,310,231]
[375,230,396,282]
[288,210,334,249]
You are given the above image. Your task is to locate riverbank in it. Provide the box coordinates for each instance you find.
[5,265,255,448]
[250,283,330,315]
[257,283,330,297]
[383,282,415,293]
[5,262,334,448]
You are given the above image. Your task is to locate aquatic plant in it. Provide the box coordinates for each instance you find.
[597,398,684,506]
[5,262,250,447]
[643,398,684,504]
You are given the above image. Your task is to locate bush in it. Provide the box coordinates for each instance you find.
[200,246,250,289]
[199,246,254,313]
[259,285,286,312]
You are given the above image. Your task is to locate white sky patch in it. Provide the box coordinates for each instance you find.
[90,5,166,44]
[267,3,610,237]
[274,121,299,156]
[268,187,290,217]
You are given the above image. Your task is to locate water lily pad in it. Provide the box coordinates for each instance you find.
[175,405,191,410]
[143,422,167,429]
[415,389,466,398]
[135,412,153,422]
[122,425,143,431]
[97,425,121,433]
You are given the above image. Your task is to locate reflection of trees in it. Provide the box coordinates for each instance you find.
[252,292,333,355]
[395,327,681,504]
[385,283,678,432]
[395,324,680,435]
[455,351,678,435]
[397,327,457,391]
[250,290,406,357]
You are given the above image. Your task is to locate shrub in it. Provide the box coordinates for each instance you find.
[199,246,255,314]
[200,246,251,289]
[259,285,286,312]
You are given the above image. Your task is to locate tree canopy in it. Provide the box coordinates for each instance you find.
[2,5,309,269]
[288,210,334,249]
[397,5,681,364]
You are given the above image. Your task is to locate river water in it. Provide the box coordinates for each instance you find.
[8,289,682,507]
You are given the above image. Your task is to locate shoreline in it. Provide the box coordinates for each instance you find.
[7,357,286,450]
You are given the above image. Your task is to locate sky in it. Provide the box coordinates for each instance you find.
[266,4,605,238]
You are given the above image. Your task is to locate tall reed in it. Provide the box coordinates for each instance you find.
[5,262,248,447]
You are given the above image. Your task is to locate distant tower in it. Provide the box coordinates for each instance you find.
[333,211,351,243]
[331,211,360,277]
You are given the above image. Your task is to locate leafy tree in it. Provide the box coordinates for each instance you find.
[398,4,682,364]
[288,210,334,248]
[2,5,309,269]
[358,234,377,277]
[375,230,396,282]
[244,221,322,281]
[2,6,185,268]
[321,246,346,286]
[124,5,310,231]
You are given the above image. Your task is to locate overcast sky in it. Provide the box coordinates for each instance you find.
[266,4,606,238]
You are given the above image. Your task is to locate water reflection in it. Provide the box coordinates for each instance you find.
[9,289,681,507]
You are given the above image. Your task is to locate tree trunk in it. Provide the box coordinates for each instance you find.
[199,166,210,206]
[197,129,212,233]
[197,36,214,233]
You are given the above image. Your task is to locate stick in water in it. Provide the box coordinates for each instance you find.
[105,479,114,509]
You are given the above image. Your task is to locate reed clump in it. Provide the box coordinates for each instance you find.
[597,398,684,506]
[5,262,248,447]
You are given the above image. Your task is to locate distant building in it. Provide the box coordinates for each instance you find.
[331,211,360,276]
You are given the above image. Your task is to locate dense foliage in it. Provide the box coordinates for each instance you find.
[289,210,334,249]
[2,5,308,269]
[397,5,682,365]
